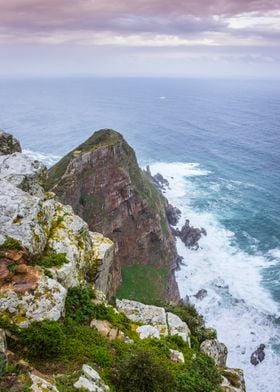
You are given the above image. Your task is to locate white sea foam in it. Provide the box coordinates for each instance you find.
[23,149,61,167]
[149,161,280,392]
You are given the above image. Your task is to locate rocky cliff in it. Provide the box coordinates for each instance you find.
[47,129,179,301]
[0,131,246,392]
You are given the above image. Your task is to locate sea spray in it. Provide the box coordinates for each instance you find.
[149,161,280,392]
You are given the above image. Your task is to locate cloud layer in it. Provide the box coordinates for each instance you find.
[0,0,279,46]
[0,0,279,77]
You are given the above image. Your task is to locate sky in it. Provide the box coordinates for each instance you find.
[0,0,279,78]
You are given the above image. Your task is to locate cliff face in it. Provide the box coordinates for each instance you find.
[47,129,179,301]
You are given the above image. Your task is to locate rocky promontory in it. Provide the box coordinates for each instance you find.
[47,129,179,301]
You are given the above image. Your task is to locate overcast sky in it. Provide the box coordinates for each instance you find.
[0,0,279,78]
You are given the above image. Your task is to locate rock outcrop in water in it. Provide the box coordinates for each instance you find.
[47,129,179,301]
[173,219,207,250]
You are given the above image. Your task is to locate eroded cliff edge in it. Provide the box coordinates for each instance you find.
[47,129,179,301]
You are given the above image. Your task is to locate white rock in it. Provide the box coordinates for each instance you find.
[169,349,185,363]
[30,374,58,392]
[167,312,191,344]
[136,325,160,339]
[82,364,101,382]
[116,299,168,336]
[74,365,110,392]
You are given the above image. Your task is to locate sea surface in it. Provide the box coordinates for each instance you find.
[0,77,280,391]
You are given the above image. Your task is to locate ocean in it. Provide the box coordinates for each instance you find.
[0,77,279,391]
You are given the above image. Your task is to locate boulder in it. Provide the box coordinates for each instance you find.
[221,368,246,392]
[200,339,228,367]
[167,312,191,344]
[169,349,185,363]
[250,344,265,366]
[30,374,58,392]
[0,130,21,155]
[74,364,109,391]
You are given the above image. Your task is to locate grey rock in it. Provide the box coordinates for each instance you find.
[200,339,228,367]
[194,289,208,300]
[0,130,21,155]
[178,219,207,250]
[250,344,265,366]
[165,204,181,226]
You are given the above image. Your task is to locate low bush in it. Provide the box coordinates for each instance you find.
[19,320,65,359]
[110,346,174,392]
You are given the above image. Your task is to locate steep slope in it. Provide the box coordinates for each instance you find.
[47,129,179,301]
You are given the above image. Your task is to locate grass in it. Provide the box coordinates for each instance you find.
[116,264,169,304]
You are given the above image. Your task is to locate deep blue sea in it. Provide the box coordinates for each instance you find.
[0,77,279,391]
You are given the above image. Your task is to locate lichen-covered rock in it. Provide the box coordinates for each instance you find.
[116,299,191,344]
[167,312,191,344]
[136,325,160,339]
[74,364,109,391]
[200,339,228,367]
[0,153,47,196]
[30,374,58,392]
[116,299,168,336]
[221,368,246,392]
[47,129,179,301]
[0,150,113,294]
[169,348,185,363]
[0,275,67,327]
[0,130,21,155]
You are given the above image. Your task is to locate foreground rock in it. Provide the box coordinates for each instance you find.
[47,129,179,301]
[0,329,7,377]
[74,364,109,392]
[0,130,21,155]
[200,339,228,367]
[116,299,191,343]
[0,142,114,326]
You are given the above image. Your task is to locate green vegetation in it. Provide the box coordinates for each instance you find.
[0,237,22,250]
[65,286,131,332]
[4,291,222,392]
[36,252,68,268]
[19,320,65,359]
[116,264,169,304]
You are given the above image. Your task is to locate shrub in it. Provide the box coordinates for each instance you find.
[175,354,222,392]
[36,253,68,268]
[65,286,96,324]
[19,320,65,359]
[111,346,174,392]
